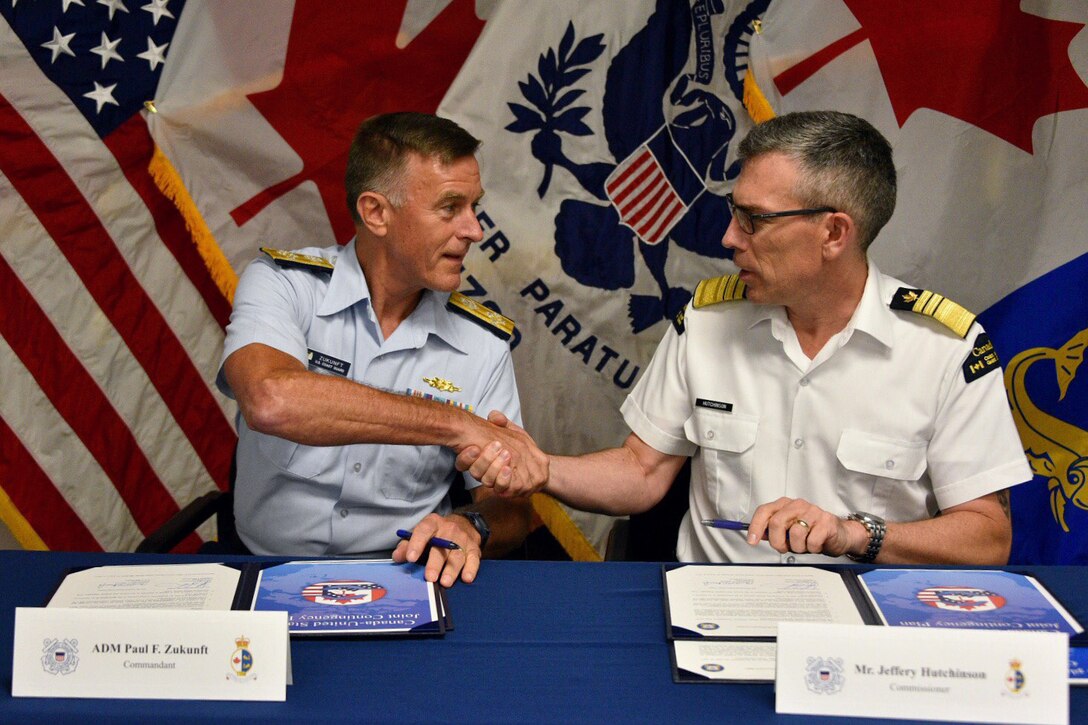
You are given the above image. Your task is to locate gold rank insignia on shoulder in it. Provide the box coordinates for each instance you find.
[889,287,975,338]
[692,274,747,309]
[447,292,515,341]
[423,376,461,393]
[260,247,335,273]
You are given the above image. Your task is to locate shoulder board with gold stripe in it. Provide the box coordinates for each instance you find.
[889,287,975,338]
[260,247,335,273]
[447,292,515,341]
[692,274,748,309]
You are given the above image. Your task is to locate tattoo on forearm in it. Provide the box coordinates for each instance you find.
[997,489,1011,520]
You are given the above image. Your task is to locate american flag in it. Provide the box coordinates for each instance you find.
[0,0,495,555]
[0,0,233,551]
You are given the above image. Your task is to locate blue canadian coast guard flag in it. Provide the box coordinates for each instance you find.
[2,0,1086,563]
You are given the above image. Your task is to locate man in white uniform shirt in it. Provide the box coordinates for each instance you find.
[461,111,1030,565]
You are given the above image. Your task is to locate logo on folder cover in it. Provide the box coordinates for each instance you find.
[302,580,387,606]
[916,586,1007,612]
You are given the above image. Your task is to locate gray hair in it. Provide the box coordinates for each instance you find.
[737,111,896,250]
[345,112,481,223]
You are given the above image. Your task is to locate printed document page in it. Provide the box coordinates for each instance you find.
[665,565,865,638]
[47,563,241,611]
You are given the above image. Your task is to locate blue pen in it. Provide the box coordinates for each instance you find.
[701,518,750,530]
[396,528,460,550]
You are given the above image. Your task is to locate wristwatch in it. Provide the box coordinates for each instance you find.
[453,510,490,549]
[845,511,886,563]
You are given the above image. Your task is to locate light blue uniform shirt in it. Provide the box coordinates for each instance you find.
[216,241,522,556]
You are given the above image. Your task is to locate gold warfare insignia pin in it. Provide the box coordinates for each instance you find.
[423,376,462,393]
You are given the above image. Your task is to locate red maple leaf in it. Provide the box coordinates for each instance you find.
[231,0,485,242]
[772,1,1088,153]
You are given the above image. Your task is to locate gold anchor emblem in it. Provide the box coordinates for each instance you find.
[423,376,461,393]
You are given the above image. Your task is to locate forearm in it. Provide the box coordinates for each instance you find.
[545,435,683,516]
[874,499,1012,565]
[225,344,484,449]
[751,491,1011,564]
[243,367,471,448]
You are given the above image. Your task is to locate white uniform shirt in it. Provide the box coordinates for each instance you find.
[622,261,1031,563]
[217,241,521,556]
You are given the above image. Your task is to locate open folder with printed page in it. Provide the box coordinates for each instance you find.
[45,559,450,637]
[663,565,1085,684]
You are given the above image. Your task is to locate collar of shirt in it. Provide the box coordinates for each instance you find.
[845,259,896,350]
[748,259,896,349]
[315,239,469,354]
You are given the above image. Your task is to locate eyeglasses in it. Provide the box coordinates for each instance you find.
[726,193,836,235]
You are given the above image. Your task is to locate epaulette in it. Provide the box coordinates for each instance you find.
[889,287,975,339]
[692,274,747,309]
[260,247,335,274]
[447,292,515,341]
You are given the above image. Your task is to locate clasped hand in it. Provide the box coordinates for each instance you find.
[455,411,547,496]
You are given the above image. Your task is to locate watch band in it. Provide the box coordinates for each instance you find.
[845,511,886,563]
[454,510,490,549]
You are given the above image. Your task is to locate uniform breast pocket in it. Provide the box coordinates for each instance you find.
[380,445,450,503]
[684,408,759,515]
[256,432,340,482]
[836,430,928,515]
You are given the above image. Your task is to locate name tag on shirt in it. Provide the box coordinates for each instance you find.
[696,398,733,413]
[308,349,350,377]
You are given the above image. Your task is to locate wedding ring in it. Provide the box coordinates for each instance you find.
[796,519,810,529]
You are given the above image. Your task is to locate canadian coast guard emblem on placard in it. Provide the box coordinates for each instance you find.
[230,634,254,680]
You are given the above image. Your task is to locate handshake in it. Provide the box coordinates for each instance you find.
[454,411,549,496]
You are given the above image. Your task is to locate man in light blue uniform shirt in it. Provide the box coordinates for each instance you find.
[217,112,546,587]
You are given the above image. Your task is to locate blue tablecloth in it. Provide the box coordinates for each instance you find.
[1,551,1085,723]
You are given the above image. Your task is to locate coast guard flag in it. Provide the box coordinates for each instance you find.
[441,0,767,556]
[0,0,486,552]
[744,0,1088,564]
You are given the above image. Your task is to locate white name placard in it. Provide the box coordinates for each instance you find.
[13,607,289,701]
[776,623,1068,725]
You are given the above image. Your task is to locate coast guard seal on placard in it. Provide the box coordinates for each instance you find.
[303,580,387,606]
[804,656,845,695]
[41,638,79,675]
[916,586,1007,612]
